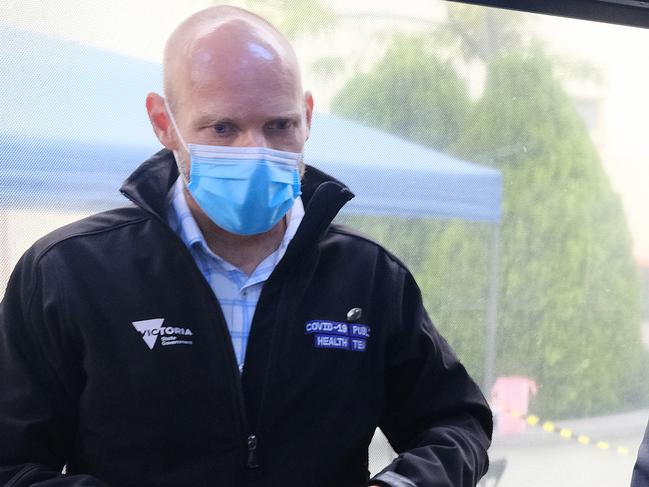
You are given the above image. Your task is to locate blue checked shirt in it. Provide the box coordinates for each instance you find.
[167,179,305,371]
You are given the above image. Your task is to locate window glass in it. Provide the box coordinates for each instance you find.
[1,2,648,485]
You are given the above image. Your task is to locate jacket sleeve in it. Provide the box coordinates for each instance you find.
[0,250,108,486]
[631,419,649,487]
[368,268,493,487]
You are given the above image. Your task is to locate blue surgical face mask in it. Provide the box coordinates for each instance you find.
[164,100,302,235]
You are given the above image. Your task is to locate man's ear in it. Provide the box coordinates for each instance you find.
[146,92,176,150]
[304,91,314,141]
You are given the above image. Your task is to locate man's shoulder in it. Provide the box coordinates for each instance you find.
[324,223,410,272]
[26,205,150,263]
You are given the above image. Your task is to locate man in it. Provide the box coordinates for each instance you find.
[0,5,492,486]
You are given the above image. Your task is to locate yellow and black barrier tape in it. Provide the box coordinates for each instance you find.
[504,408,631,456]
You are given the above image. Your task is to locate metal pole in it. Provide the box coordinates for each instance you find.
[0,209,10,296]
[483,223,501,394]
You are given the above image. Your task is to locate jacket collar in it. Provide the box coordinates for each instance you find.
[119,148,354,235]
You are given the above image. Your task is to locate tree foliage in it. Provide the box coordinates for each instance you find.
[332,28,646,417]
[242,0,337,40]
[332,35,470,152]
[431,4,527,62]
[455,51,645,416]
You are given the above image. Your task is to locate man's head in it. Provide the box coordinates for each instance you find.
[146,5,313,178]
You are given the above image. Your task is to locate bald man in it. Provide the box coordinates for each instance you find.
[0,5,492,487]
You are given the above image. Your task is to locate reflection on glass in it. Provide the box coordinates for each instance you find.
[1,2,648,486]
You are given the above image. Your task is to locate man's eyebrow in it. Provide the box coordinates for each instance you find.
[194,113,302,126]
[267,113,302,119]
[264,113,303,124]
[195,115,236,127]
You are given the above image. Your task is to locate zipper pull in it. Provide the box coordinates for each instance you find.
[247,434,259,468]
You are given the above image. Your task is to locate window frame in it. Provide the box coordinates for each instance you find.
[449,0,649,28]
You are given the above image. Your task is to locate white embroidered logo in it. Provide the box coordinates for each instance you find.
[132,318,194,350]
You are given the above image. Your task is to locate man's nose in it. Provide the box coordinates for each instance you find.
[239,130,268,148]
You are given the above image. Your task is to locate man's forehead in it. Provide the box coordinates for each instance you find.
[195,18,289,50]
[164,11,305,118]
[188,78,304,120]
[192,107,304,126]
[185,19,295,71]
[179,21,299,92]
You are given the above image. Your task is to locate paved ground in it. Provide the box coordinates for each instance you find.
[367,409,649,486]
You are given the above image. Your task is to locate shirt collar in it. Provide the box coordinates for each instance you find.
[168,178,305,280]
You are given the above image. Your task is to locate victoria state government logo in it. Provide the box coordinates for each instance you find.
[132,318,194,350]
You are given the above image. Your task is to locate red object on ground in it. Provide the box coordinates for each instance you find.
[491,376,537,435]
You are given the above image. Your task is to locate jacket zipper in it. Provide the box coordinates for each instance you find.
[120,191,258,470]
[247,434,259,468]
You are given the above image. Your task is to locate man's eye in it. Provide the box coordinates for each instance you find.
[267,119,294,131]
[213,123,233,135]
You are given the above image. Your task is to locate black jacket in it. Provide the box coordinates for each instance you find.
[632,420,649,487]
[0,149,492,487]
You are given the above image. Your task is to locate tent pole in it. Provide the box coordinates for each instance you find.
[483,223,501,395]
[0,210,9,293]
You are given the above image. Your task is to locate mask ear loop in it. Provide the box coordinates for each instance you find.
[163,98,191,186]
